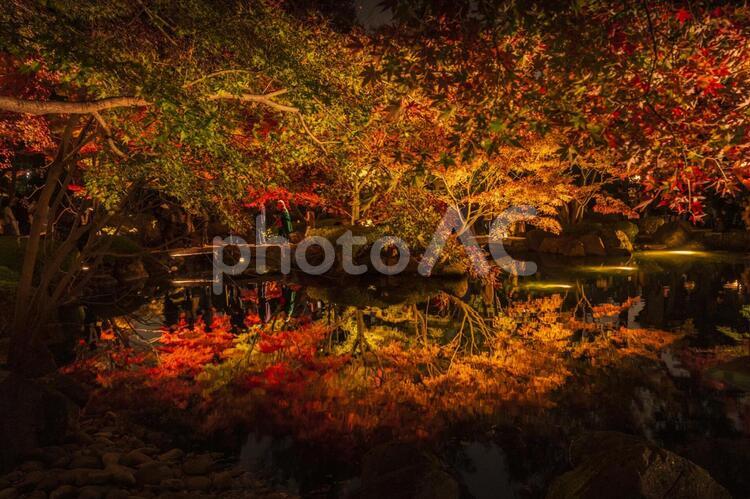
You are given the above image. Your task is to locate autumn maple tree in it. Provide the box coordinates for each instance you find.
[0,0,380,374]
[2,0,750,378]
[371,0,750,222]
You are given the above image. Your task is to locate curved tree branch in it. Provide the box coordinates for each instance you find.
[205,90,299,113]
[0,89,331,149]
[92,111,127,158]
[0,90,299,115]
[0,96,149,115]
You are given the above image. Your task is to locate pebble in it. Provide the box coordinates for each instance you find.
[103,490,129,499]
[157,449,184,462]
[49,485,76,499]
[3,472,22,484]
[211,471,233,490]
[2,414,290,499]
[62,468,106,486]
[27,470,49,483]
[101,452,121,467]
[160,478,184,490]
[124,437,146,448]
[19,461,45,472]
[135,447,160,457]
[103,489,129,499]
[36,474,60,492]
[121,450,152,467]
[105,465,137,486]
[181,455,215,476]
[86,470,111,486]
[134,463,173,486]
[16,470,47,492]
[51,456,71,468]
[78,485,106,499]
[69,455,101,469]
[184,476,210,491]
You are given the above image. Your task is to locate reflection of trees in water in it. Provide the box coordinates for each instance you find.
[77,270,728,466]
[124,254,750,357]
[503,258,750,336]
[637,261,749,335]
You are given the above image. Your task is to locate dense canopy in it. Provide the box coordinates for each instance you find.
[2,3,750,496]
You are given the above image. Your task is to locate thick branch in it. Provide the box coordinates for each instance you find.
[205,90,299,113]
[92,111,127,158]
[0,88,332,151]
[0,96,149,115]
[0,90,299,115]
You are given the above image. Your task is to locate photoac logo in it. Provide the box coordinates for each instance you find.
[212,206,538,293]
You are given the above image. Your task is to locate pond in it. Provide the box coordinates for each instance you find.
[120,249,750,341]
[82,250,750,497]
[512,250,750,338]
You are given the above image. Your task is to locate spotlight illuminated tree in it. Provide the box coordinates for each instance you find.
[0,0,377,374]
[371,0,750,222]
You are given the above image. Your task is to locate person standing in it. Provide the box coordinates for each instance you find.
[275,200,293,239]
[304,208,315,236]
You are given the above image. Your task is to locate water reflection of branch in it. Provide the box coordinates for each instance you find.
[443,293,493,358]
[413,304,428,344]
[572,281,594,320]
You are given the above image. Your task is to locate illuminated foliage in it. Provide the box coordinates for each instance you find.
[372,1,750,221]
[66,295,684,450]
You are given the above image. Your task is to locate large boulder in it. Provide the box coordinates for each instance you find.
[652,221,693,248]
[537,236,587,257]
[561,239,586,257]
[526,230,554,252]
[539,237,565,254]
[639,216,667,237]
[546,432,731,499]
[354,442,459,499]
[534,229,632,257]
[580,234,607,256]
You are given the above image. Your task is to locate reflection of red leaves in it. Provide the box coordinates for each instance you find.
[244,313,261,326]
[146,316,237,387]
[245,362,296,389]
[675,8,692,25]
[256,324,327,358]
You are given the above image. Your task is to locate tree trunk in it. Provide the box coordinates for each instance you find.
[8,160,67,375]
[8,119,82,376]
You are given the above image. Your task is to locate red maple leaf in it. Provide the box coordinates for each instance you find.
[675,8,692,25]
